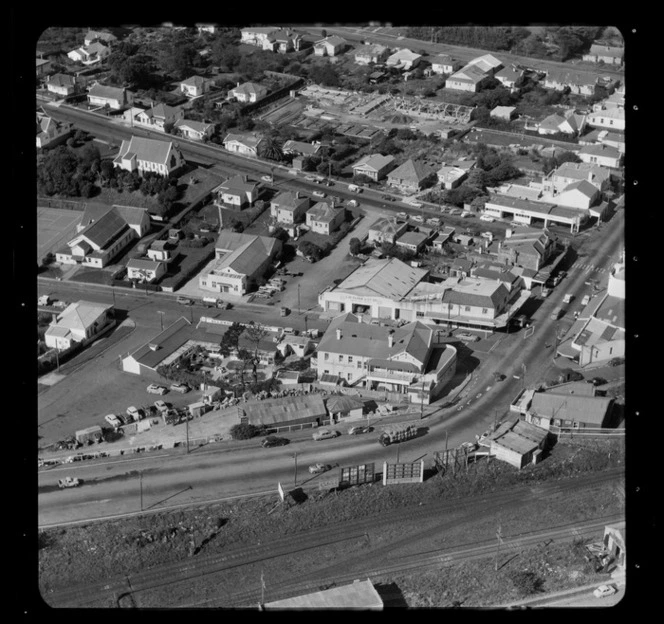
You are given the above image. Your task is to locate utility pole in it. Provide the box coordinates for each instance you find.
[186,412,190,454]
[420,379,425,419]
[304,314,308,333]
[189,305,193,324]
[297,283,301,315]
[111,286,116,307]
[139,470,143,511]
[495,525,503,571]
[292,452,298,484]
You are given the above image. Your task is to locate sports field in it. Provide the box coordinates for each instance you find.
[37,207,83,262]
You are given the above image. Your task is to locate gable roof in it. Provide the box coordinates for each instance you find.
[335,257,426,300]
[241,394,326,426]
[353,153,395,172]
[271,190,311,210]
[546,69,597,87]
[467,54,502,72]
[52,300,112,332]
[116,136,177,166]
[449,64,488,83]
[142,103,180,120]
[87,83,125,101]
[441,280,508,308]
[530,392,613,426]
[563,179,599,199]
[232,82,268,96]
[47,73,76,88]
[180,75,208,88]
[354,43,389,58]
[369,217,405,236]
[78,203,148,230]
[223,133,262,150]
[76,207,128,248]
[430,54,454,66]
[174,118,214,133]
[215,235,278,276]
[128,317,192,369]
[127,258,163,271]
[307,202,341,223]
[588,43,623,58]
[579,143,621,159]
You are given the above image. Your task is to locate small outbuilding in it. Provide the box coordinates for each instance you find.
[325,395,365,421]
[75,425,104,444]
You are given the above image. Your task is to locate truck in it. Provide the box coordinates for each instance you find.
[58,477,81,489]
[378,423,418,447]
[38,294,52,306]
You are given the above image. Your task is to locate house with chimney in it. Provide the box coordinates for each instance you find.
[126,258,166,283]
[270,190,312,225]
[262,29,303,53]
[543,69,598,97]
[354,44,390,65]
[385,49,423,71]
[87,83,129,110]
[213,174,266,211]
[230,81,269,103]
[387,159,435,194]
[367,217,408,246]
[578,143,622,169]
[132,103,184,132]
[36,110,72,149]
[429,54,460,75]
[314,35,347,57]
[44,73,78,97]
[173,118,216,141]
[306,202,346,235]
[44,300,114,351]
[497,227,556,272]
[582,43,624,66]
[316,312,457,404]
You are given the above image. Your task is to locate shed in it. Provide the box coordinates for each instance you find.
[75,425,103,444]
[487,419,549,469]
[325,395,365,421]
[240,394,326,429]
[188,401,211,418]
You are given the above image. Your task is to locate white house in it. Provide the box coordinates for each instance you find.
[230,82,268,103]
[87,83,128,110]
[126,258,166,283]
[174,118,216,141]
[314,35,346,57]
[179,75,210,98]
[45,73,77,97]
[578,144,622,169]
[429,54,458,75]
[586,106,625,131]
[306,202,346,235]
[213,174,265,211]
[36,111,72,149]
[385,49,422,71]
[44,300,114,351]
[582,44,624,66]
[222,133,263,158]
[352,153,396,181]
[113,136,185,176]
[354,44,390,65]
[132,103,184,132]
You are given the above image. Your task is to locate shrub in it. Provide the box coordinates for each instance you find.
[229,423,263,440]
[509,571,544,596]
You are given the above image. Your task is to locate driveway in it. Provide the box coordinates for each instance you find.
[274,205,390,314]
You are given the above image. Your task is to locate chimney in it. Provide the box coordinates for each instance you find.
[336,329,342,340]
[237,81,240,88]
[588,172,594,182]
[243,174,248,183]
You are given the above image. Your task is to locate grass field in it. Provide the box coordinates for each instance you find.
[38,438,624,607]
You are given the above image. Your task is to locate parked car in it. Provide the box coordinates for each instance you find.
[324,180,335,187]
[396,212,408,219]
[563,293,574,304]
[126,406,141,421]
[609,357,624,367]
[58,477,81,489]
[104,414,122,428]
[381,194,396,201]
[312,190,326,198]
[261,175,272,182]
[154,400,169,413]
[588,377,608,386]
[411,215,424,223]
[593,584,617,599]
[479,215,495,222]
[493,372,506,382]
[170,383,190,394]
[261,436,290,448]
[308,462,332,474]
[348,426,372,435]
[457,332,480,342]
[347,199,359,208]
[541,286,551,298]
[427,218,441,226]
[581,294,591,306]
[450,208,462,216]
[312,429,339,441]
[147,384,168,395]
[176,296,193,305]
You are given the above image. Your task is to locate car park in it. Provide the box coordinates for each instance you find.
[308,463,332,474]
[312,428,339,441]
[147,384,168,395]
[593,584,617,599]
[104,414,122,428]
[479,215,495,222]
[170,383,190,393]
[261,436,290,448]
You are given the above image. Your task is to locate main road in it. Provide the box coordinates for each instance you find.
[38,205,624,527]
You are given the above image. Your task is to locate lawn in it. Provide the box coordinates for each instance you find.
[38,437,625,607]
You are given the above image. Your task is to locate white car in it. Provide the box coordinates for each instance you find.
[308,463,332,474]
[261,175,272,182]
[397,212,408,219]
[154,400,168,413]
[126,406,141,421]
[457,332,480,342]
[581,294,591,306]
[312,190,326,198]
[147,384,168,395]
[312,429,339,441]
[411,215,424,223]
[593,584,617,599]
[104,414,122,428]
[347,199,359,208]
[479,215,495,222]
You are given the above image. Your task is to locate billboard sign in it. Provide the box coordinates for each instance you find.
[318,473,341,490]
[339,463,375,487]
[383,460,424,485]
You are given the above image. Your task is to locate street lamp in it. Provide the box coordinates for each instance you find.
[297,284,301,315]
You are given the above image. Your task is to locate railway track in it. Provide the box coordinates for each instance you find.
[44,468,623,608]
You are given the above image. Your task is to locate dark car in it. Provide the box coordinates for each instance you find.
[261,436,290,448]
[609,357,624,367]
[381,194,396,201]
[589,377,608,386]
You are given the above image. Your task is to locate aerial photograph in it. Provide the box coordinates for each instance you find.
[35,22,628,609]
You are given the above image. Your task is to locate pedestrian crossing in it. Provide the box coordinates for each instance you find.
[570,262,607,273]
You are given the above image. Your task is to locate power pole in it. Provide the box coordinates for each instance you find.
[186,412,190,454]
[292,452,298,484]
[139,470,143,511]
[297,283,301,315]
[495,525,503,571]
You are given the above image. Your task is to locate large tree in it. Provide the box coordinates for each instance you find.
[219,322,244,358]
[243,322,269,385]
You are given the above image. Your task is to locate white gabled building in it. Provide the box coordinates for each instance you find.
[44,301,114,351]
[113,136,185,176]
